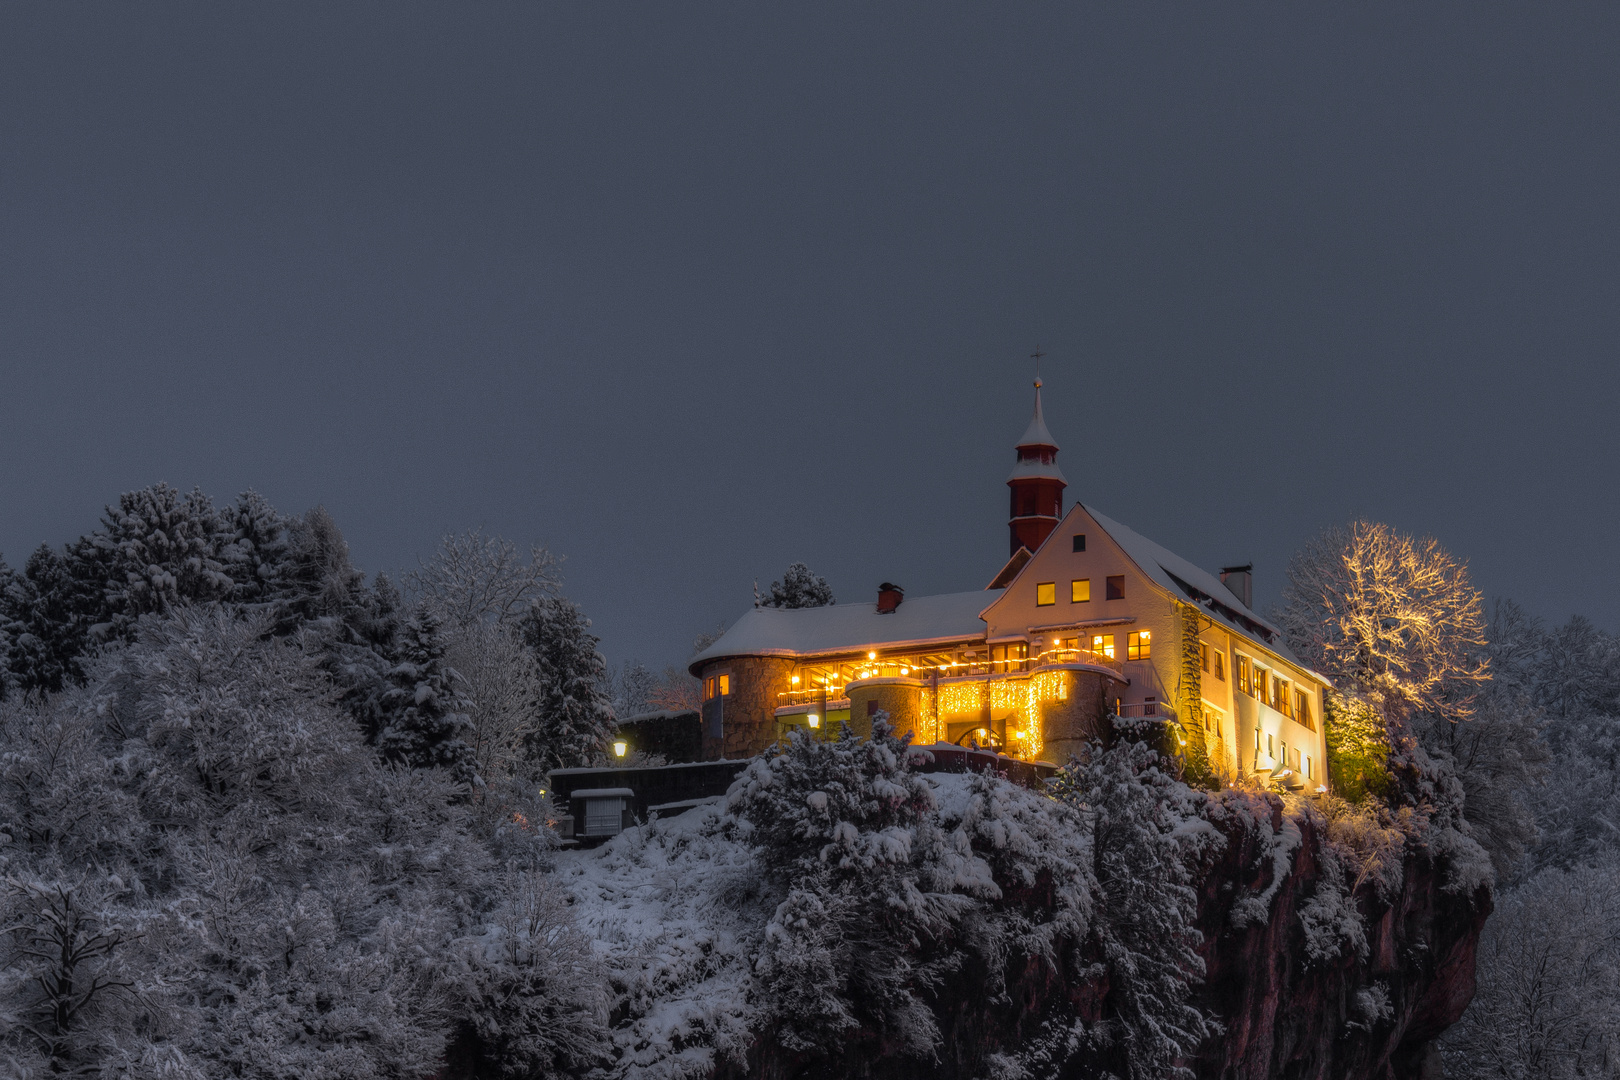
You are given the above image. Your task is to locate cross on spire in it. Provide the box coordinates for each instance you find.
[1031,345,1045,388]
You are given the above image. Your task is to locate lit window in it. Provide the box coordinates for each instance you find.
[1214,651,1226,681]
[1090,634,1116,659]
[1272,675,1288,715]
[1106,575,1124,600]
[1127,630,1151,661]
[718,674,730,696]
[1073,534,1086,552]
[1200,641,1210,672]
[1071,578,1090,603]
[1036,582,1056,606]
[704,677,716,699]
[1295,689,1315,732]
[1237,656,1253,697]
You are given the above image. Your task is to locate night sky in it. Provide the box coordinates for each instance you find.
[3,4,1618,670]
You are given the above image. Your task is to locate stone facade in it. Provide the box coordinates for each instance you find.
[845,677,926,741]
[1038,668,1122,765]
[697,655,796,760]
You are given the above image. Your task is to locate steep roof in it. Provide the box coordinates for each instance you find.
[1017,384,1058,449]
[689,589,999,674]
[1080,503,1311,668]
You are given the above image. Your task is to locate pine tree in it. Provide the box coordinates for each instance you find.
[762,562,835,609]
[374,608,478,784]
[272,505,369,631]
[519,595,616,771]
[0,545,97,695]
[71,483,233,642]
[217,489,289,607]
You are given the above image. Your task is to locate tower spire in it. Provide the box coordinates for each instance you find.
[1005,362,1066,557]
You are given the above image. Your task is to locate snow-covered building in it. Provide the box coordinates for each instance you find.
[690,381,1331,788]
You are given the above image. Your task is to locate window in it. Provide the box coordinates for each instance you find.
[1214,651,1226,681]
[1273,675,1289,716]
[1295,689,1315,731]
[1090,634,1116,659]
[1280,739,1287,767]
[718,674,730,696]
[704,677,715,699]
[1073,534,1086,552]
[1106,575,1125,600]
[1071,578,1090,603]
[1304,755,1312,780]
[1237,655,1254,697]
[1200,641,1210,672]
[705,675,729,699]
[1143,696,1157,716]
[1036,581,1056,606]
[1127,630,1152,661]
[1267,734,1275,759]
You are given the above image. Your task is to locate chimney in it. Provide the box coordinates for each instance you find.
[1220,565,1253,610]
[876,582,904,614]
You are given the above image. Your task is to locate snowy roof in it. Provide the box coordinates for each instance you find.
[689,589,1000,673]
[1082,504,1313,670]
[1017,386,1059,449]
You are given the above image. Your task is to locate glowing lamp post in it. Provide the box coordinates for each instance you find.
[613,739,628,759]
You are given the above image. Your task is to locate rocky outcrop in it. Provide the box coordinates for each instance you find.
[1190,806,1489,1080]
[730,801,1487,1080]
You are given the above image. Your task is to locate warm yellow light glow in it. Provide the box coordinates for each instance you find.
[868,651,877,660]
[900,667,909,675]
[613,740,627,758]
[792,675,800,684]
[808,714,820,728]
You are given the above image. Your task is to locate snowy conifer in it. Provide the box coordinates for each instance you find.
[217,489,289,606]
[375,607,478,784]
[70,483,233,641]
[0,544,97,695]
[761,561,835,608]
[518,595,616,771]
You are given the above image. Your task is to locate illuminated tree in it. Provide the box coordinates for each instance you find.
[1278,521,1490,723]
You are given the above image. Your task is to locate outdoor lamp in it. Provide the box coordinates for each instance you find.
[808,714,820,728]
[613,740,627,758]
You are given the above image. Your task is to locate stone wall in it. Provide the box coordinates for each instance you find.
[698,656,797,760]
[1038,668,1122,764]
[845,678,926,741]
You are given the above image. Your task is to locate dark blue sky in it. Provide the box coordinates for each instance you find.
[3,4,1618,668]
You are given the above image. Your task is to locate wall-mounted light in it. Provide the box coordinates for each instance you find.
[868,651,877,661]
[808,714,820,728]
[613,740,627,758]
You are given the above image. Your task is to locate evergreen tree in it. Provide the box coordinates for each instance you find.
[0,545,97,696]
[217,489,289,607]
[374,607,478,784]
[70,483,233,642]
[762,562,835,609]
[272,505,369,631]
[519,595,616,771]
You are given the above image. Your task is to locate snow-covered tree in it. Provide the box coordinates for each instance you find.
[1,545,96,696]
[1278,521,1490,724]
[216,489,289,607]
[761,562,835,609]
[519,595,616,771]
[408,529,561,632]
[70,483,234,642]
[1442,861,1620,1079]
[1049,735,1220,1080]
[0,607,606,1078]
[374,608,478,784]
[611,660,660,718]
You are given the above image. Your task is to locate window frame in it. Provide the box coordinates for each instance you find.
[1071,578,1090,603]
[1127,630,1152,661]
[1105,575,1125,601]
[1035,581,1056,607]
[1072,534,1086,552]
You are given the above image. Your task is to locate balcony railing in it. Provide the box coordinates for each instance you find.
[1030,646,1125,677]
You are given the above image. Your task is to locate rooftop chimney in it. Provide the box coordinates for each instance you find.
[1219,565,1253,610]
[876,582,904,614]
